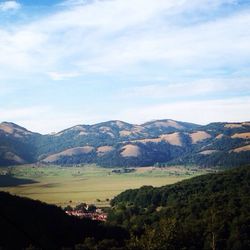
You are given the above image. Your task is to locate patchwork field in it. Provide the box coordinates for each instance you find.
[0,164,208,207]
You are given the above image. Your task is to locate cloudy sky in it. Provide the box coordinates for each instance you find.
[0,0,250,133]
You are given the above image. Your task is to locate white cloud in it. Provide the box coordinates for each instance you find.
[0,105,109,133]
[0,1,21,11]
[0,82,17,95]
[0,0,250,132]
[59,0,93,7]
[120,78,250,99]
[1,0,249,77]
[48,71,80,81]
[1,96,250,134]
[0,106,50,120]
[75,10,250,73]
[0,106,52,132]
[118,97,250,125]
[10,110,110,134]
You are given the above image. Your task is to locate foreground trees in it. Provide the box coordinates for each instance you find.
[0,166,249,249]
[108,166,250,250]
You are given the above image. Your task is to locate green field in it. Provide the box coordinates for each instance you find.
[0,165,208,207]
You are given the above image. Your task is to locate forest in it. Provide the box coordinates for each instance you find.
[0,166,249,249]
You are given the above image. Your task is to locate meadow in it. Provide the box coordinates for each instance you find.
[0,164,207,207]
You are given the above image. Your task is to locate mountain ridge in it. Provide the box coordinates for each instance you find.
[0,119,249,168]
[0,119,200,136]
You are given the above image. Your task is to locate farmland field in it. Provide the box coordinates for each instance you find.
[0,164,209,207]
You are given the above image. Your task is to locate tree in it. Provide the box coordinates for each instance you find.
[75,203,88,212]
[88,204,97,213]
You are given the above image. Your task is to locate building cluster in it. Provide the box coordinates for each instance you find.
[65,209,107,222]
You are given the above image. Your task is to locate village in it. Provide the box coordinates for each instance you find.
[64,203,108,222]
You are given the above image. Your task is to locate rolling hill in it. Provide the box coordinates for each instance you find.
[108,166,250,250]
[0,119,250,168]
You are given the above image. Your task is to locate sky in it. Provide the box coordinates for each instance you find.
[0,0,250,134]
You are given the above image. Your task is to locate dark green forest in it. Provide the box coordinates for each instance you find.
[108,166,250,250]
[1,166,250,249]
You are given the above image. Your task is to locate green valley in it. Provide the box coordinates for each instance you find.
[0,166,249,249]
[0,164,206,206]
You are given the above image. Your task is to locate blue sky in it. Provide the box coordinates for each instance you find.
[0,0,250,133]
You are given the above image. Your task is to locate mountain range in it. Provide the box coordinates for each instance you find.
[0,119,250,167]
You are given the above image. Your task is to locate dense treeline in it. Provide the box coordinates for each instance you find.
[111,166,250,207]
[169,135,250,168]
[107,166,250,249]
[172,150,250,168]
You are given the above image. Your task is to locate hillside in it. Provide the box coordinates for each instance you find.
[0,191,126,249]
[1,166,249,249]
[108,166,250,250]
[0,120,250,168]
[0,122,42,166]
